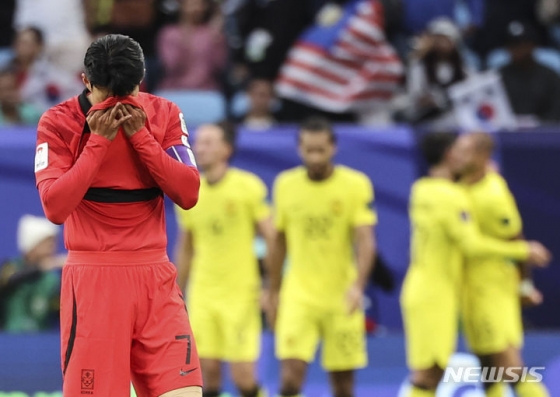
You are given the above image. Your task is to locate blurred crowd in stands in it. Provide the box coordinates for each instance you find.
[2,0,560,130]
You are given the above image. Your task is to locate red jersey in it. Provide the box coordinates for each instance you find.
[35,91,200,252]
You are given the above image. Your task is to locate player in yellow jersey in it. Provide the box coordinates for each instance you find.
[401,132,551,397]
[175,122,272,397]
[457,132,550,397]
[267,117,376,397]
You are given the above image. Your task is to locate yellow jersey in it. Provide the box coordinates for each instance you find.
[463,172,523,287]
[402,178,529,302]
[465,172,522,241]
[175,168,270,299]
[273,165,377,310]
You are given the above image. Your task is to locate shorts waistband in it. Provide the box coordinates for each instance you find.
[66,249,169,265]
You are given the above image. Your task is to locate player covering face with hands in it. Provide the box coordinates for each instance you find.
[34,34,202,397]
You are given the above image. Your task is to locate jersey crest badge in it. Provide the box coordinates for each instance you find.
[34,142,48,172]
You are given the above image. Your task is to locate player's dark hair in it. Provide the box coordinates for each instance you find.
[19,26,44,46]
[420,132,458,166]
[298,116,337,144]
[217,120,237,153]
[84,34,145,97]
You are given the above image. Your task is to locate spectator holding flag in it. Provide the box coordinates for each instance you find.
[275,0,403,124]
[399,18,470,128]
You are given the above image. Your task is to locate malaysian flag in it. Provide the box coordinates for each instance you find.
[275,0,403,113]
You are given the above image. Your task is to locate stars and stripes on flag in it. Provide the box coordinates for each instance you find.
[275,0,403,113]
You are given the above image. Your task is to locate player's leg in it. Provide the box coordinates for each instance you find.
[131,262,202,397]
[159,386,203,396]
[224,297,265,397]
[60,262,134,397]
[200,359,222,397]
[401,292,457,396]
[485,347,549,397]
[322,309,367,397]
[279,359,309,397]
[275,299,319,396]
[328,370,354,397]
[188,294,224,397]
[477,355,506,397]
[408,367,445,397]
[230,362,267,397]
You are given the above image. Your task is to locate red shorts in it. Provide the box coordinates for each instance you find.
[60,250,202,397]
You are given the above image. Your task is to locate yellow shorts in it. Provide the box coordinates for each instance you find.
[462,264,523,355]
[275,298,367,371]
[401,283,459,370]
[188,292,261,362]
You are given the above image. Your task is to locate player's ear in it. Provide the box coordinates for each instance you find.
[81,73,92,92]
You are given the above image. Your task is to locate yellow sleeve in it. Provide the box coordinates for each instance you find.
[492,182,523,239]
[352,175,377,227]
[444,197,529,261]
[273,175,287,231]
[174,205,191,231]
[248,175,270,222]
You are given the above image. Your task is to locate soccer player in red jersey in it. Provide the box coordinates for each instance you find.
[34,34,202,397]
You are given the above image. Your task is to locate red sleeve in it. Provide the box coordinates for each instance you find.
[35,114,112,224]
[35,113,73,184]
[129,125,200,210]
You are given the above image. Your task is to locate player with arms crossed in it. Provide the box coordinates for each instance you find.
[175,122,272,397]
[457,132,550,397]
[267,117,376,397]
[401,132,550,397]
[35,35,202,397]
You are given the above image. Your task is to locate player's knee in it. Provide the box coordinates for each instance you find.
[331,384,353,397]
[279,372,303,396]
[330,373,354,397]
[410,369,443,390]
[279,359,307,395]
[231,365,258,391]
[159,386,202,397]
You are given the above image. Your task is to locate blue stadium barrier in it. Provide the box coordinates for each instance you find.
[0,126,558,331]
[154,90,226,125]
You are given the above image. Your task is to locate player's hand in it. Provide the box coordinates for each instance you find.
[265,290,279,331]
[121,104,147,138]
[527,242,552,267]
[87,103,131,141]
[346,283,364,314]
[521,287,544,307]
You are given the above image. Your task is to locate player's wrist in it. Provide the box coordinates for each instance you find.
[127,127,150,143]
[88,132,114,145]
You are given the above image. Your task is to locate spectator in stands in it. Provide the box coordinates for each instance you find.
[10,27,82,113]
[157,0,227,91]
[236,78,278,130]
[0,0,16,68]
[470,0,548,66]
[0,215,64,333]
[401,18,469,128]
[86,0,180,92]
[230,0,317,82]
[14,0,91,74]
[0,69,41,126]
[500,21,560,123]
